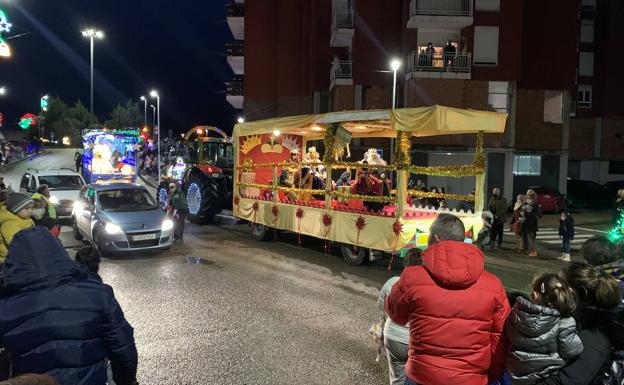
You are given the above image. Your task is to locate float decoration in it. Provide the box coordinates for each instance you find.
[355,216,366,246]
[609,210,624,243]
[388,220,405,273]
[407,190,475,202]
[272,205,279,240]
[233,195,240,215]
[252,201,259,231]
[322,213,333,254]
[296,207,304,247]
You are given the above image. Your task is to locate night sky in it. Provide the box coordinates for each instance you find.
[0,0,236,135]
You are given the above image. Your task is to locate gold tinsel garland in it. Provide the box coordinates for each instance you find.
[393,130,412,170]
[323,123,337,165]
[238,182,397,204]
[241,160,396,172]
[407,190,475,202]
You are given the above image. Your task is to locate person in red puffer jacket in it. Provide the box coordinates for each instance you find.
[386,213,510,385]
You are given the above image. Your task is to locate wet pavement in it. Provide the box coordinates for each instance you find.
[1,149,613,384]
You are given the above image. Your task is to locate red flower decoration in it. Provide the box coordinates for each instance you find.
[252,202,259,212]
[296,208,304,219]
[356,216,366,231]
[322,213,333,227]
[392,220,404,237]
[233,196,240,206]
[272,205,279,217]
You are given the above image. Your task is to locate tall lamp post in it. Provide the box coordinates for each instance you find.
[140,96,147,128]
[150,90,161,183]
[389,59,401,163]
[81,28,104,115]
[150,104,156,130]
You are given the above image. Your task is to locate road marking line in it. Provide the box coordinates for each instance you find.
[575,226,607,234]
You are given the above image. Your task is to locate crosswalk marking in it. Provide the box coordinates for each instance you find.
[503,226,603,247]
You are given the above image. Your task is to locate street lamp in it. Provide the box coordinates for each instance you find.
[150,104,156,129]
[0,86,5,96]
[81,28,104,115]
[150,90,161,183]
[389,58,401,163]
[140,96,147,128]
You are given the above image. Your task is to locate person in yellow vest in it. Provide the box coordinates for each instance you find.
[0,193,35,263]
[31,184,57,220]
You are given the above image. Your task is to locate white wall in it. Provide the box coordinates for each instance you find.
[579,160,623,183]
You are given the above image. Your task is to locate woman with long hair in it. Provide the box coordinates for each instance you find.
[537,262,620,385]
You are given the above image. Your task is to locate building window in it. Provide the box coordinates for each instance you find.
[581,0,596,10]
[475,0,500,11]
[544,90,563,123]
[579,52,594,76]
[577,85,592,108]
[513,155,542,176]
[488,81,509,113]
[474,26,499,66]
[580,20,594,43]
[609,161,624,175]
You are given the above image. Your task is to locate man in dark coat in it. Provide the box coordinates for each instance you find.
[0,227,138,385]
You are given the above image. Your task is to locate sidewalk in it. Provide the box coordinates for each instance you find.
[0,151,47,172]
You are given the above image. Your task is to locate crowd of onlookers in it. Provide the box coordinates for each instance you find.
[0,140,40,166]
[378,213,624,385]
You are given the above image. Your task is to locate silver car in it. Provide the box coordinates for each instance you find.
[72,183,174,255]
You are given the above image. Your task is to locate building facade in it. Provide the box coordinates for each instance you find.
[226,0,623,203]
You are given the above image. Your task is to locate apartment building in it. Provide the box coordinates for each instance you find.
[568,0,624,185]
[225,0,621,202]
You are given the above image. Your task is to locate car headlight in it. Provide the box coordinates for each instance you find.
[49,196,60,205]
[104,223,123,235]
[162,219,174,232]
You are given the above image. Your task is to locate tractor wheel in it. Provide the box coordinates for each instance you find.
[251,223,272,241]
[157,182,170,210]
[340,244,369,266]
[186,173,221,224]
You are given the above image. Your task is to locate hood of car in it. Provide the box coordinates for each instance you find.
[97,208,165,232]
[49,190,81,202]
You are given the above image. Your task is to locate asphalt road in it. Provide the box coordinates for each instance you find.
[0,149,612,384]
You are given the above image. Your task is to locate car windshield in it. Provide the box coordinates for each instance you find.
[192,142,233,167]
[98,189,158,211]
[39,175,84,190]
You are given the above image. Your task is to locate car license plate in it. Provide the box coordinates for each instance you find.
[132,234,156,241]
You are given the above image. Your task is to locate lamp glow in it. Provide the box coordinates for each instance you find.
[272,129,281,137]
[237,116,245,124]
[390,59,401,71]
[150,90,159,98]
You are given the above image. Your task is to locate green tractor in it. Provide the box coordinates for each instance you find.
[158,126,234,224]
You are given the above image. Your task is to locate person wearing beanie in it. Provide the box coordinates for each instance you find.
[0,193,34,263]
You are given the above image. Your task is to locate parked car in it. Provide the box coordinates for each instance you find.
[72,183,174,255]
[527,186,566,213]
[566,179,611,209]
[605,181,624,198]
[19,168,86,223]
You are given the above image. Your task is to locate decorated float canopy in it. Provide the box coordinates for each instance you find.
[232,105,508,140]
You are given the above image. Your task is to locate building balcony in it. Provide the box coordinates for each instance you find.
[226,41,244,75]
[226,2,244,40]
[226,79,244,109]
[330,10,354,47]
[406,51,472,80]
[407,0,473,30]
[329,61,353,91]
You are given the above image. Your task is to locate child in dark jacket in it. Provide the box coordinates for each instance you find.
[558,212,574,262]
[506,273,583,385]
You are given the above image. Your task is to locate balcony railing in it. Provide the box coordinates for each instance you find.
[226,80,244,96]
[410,0,472,16]
[226,2,245,17]
[226,41,244,56]
[407,51,472,73]
[333,10,354,30]
[330,61,352,85]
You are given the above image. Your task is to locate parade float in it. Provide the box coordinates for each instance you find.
[232,105,508,265]
[81,128,140,184]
